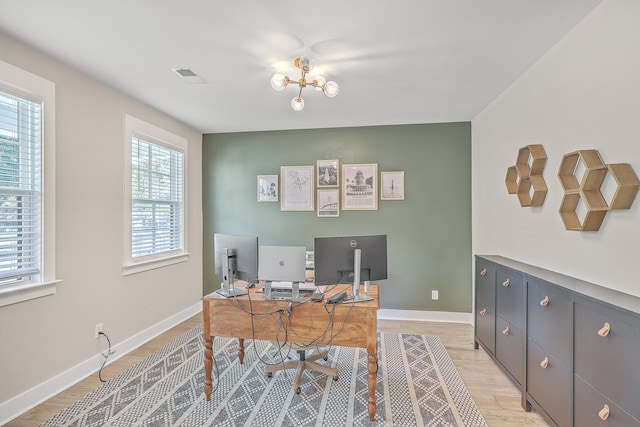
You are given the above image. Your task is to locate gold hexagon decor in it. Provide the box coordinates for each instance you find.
[505,144,548,207]
[557,150,640,231]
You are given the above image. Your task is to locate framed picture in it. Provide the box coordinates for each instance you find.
[257,175,278,202]
[280,165,314,211]
[317,159,339,187]
[381,171,405,200]
[317,189,340,217]
[342,163,378,210]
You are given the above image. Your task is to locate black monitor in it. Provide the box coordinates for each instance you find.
[213,233,259,297]
[314,235,387,302]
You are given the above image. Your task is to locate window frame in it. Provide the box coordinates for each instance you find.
[123,114,189,275]
[0,60,58,307]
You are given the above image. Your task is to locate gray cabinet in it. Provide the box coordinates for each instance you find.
[474,258,495,354]
[474,258,526,407]
[526,277,573,426]
[574,298,640,424]
[475,255,640,427]
[495,266,525,387]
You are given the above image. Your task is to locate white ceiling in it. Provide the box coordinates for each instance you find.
[0,0,602,134]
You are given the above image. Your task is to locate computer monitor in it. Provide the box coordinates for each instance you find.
[314,235,387,302]
[258,245,307,282]
[214,233,259,297]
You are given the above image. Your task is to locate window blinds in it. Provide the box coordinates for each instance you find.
[0,91,42,286]
[131,136,184,259]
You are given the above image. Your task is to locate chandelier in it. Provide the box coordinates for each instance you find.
[270,57,339,111]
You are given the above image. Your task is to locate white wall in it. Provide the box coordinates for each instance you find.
[473,0,640,296]
[0,32,203,413]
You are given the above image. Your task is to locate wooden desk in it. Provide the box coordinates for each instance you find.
[202,283,380,421]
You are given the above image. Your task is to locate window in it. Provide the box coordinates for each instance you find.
[0,91,41,286]
[124,115,188,274]
[0,60,57,307]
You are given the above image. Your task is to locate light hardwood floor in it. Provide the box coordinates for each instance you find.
[7,315,549,426]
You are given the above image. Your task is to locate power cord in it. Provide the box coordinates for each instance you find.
[97,331,116,382]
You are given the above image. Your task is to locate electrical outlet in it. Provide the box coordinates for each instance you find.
[95,323,104,339]
[431,290,439,300]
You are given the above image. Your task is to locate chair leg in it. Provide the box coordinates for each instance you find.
[265,348,339,392]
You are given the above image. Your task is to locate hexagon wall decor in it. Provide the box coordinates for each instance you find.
[505,144,548,207]
[557,150,640,231]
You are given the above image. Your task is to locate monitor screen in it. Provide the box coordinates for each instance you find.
[258,245,307,282]
[314,235,388,286]
[214,233,259,282]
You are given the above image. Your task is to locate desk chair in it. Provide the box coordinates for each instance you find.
[265,343,339,394]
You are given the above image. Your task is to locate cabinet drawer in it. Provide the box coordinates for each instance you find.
[475,258,496,353]
[475,258,495,299]
[575,300,640,420]
[496,316,524,385]
[527,277,572,368]
[496,267,525,330]
[475,303,495,354]
[527,339,572,427]
[575,375,640,427]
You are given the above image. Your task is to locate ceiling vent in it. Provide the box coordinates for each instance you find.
[171,68,207,84]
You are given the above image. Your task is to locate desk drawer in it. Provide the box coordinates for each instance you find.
[496,315,524,386]
[575,300,640,420]
[496,267,525,331]
[527,339,572,427]
[575,375,640,427]
[527,277,572,368]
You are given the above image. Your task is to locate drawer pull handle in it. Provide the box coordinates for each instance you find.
[539,296,549,307]
[598,404,610,421]
[502,279,510,287]
[479,308,487,316]
[598,323,611,337]
[480,268,487,276]
[502,326,510,335]
[540,357,549,369]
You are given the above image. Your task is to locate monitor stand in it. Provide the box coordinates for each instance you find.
[215,286,248,298]
[344,293,374,303]
[214,248,248,298]
[345,248,374,303]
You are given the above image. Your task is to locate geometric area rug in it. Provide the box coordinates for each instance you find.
[42,325,487,427]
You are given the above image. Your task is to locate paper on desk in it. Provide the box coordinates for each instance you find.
[270,281,318,291]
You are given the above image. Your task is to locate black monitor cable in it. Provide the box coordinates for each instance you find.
[97,331,116,382]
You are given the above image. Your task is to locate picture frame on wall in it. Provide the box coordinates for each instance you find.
[281,165,314,211]
[317,189,340,217]
[317,159,339,187]
[257,175,278,202]
[381,171,405,200]
[342,163,378,210]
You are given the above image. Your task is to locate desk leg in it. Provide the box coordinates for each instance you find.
[203,300,213,401]
[367,339,378,421]
[204,334,213,400]
[238,338,245,364]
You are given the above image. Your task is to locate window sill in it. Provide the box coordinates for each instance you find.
[0,280,61,307]
[122,252,191,276]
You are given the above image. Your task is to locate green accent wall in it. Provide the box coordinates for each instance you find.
[203,122,472,312]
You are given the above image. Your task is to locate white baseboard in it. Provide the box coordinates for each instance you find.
[378,309,473,324]
[0,302,202,426]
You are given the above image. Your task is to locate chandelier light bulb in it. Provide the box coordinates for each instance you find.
[314,76,326,91]
[297,56,314,72]
[323,81,339,97]
[291,96,304,111]
[270,73,287,91]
